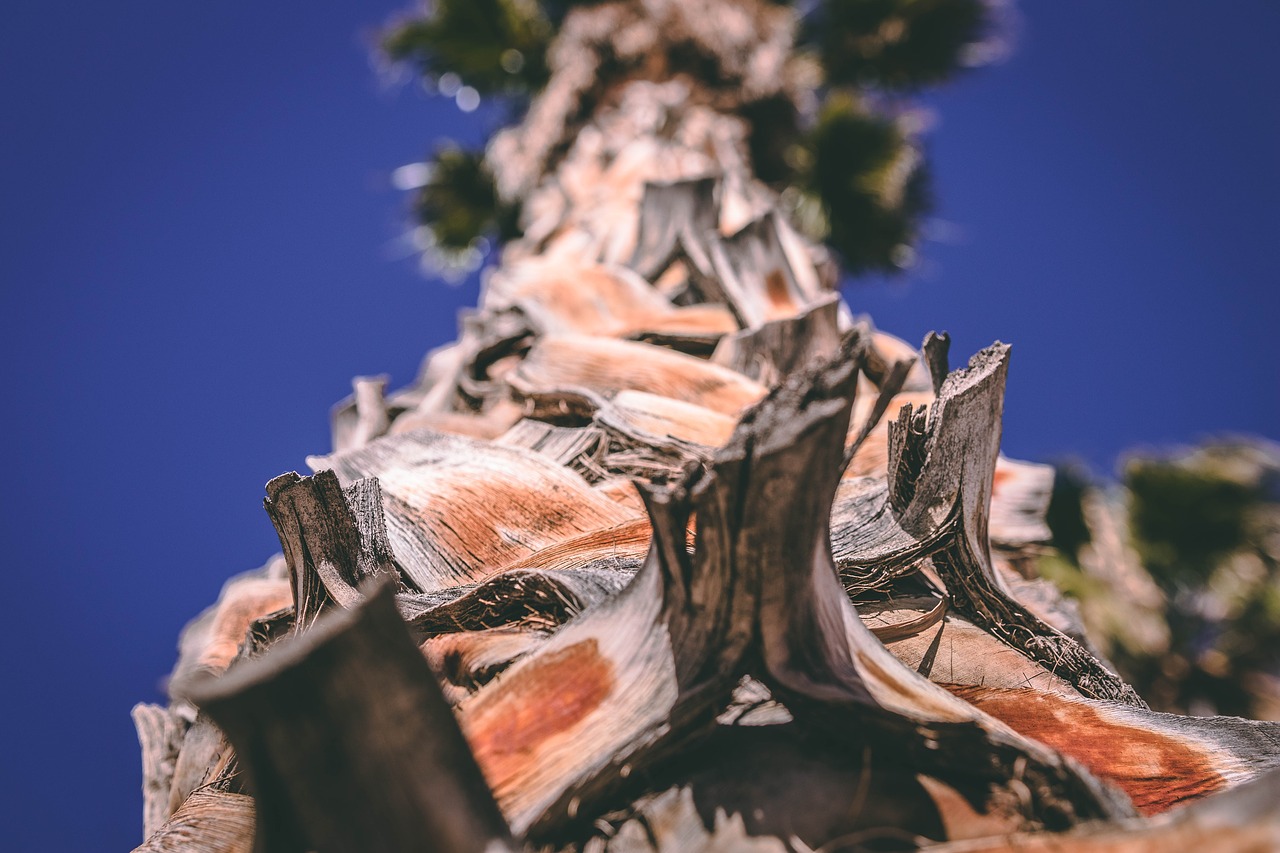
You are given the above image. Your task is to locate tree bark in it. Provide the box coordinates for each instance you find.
[134,1,1280,850]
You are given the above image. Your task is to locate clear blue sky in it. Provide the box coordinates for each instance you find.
[2,1,1277,848]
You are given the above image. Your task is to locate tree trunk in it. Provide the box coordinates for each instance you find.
[134,2,1280,850]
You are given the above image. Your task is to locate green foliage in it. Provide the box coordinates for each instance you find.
[413,146,518,250]
[798,94,931,274]
[1126,458,1256,586]
[538,0,610,27]
[382,0,551,96]
[804,0,993,89]
[1043,444,1280,718]
[1044,464,1092,563]
[382,0,1003,277]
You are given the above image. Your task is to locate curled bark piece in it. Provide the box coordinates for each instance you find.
[709,293,843,387]
[866,596,949,644]
[133,790,255,853]
[891,345,1145,706]
[188,581,514,853]
[310,429,635,591]
[628,176,721,280]
[950,685,1280,816]
[133,703,188,839]
[687,210,826,328]
[264,471,398,626]
[513,335,766,416]
[330,374,392,453]
[454,335,1128,844]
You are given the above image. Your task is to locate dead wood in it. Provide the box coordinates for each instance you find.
[187,581,514,853]
[442,335,1131,845]
[709,294,844,387]
[308,429,636,591]
[136,2,1280,849]
[923,765,1280,852]
[264,471,398,625]
[887,344,1146,707]
[132,703,189,839]
[135,790,255,853]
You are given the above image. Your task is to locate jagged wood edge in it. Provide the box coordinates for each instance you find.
[187,581,515,853]
[889,343,1146,706]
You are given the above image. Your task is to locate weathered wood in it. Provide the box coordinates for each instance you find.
[924,765,1280,852]
[512,335,767,416]
[188,581,514,853]
[628,176,720,281]
[922,330,951,396]
[949,685,1280,815]
[138,1,1280,848]
[310,429,636,591]
[133,790,255,853]
[445,337,1131,845]
[709,293,844,387]
[132,703,189,839]
[330,374,392,453]
[890,345,1146,706]
[264,471,398,626]
[167,558,292,697]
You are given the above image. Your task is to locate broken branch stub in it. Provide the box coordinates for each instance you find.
[187,580,514,853]
[264,470,399,628]
[890,344,1146,706]
[691,334,1131,831]
[451,333,1130,843]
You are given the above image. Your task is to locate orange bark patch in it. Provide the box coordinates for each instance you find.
[763,269,795,318]
[198,579,293,674]
[463,639,614,787]
[949,685,1226,814]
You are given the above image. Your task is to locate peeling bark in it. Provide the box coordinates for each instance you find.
[138,1,1280,849]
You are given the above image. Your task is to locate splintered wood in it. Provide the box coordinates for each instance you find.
[136,2,1280,850]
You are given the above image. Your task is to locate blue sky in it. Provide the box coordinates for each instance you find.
[2,1,1277,848]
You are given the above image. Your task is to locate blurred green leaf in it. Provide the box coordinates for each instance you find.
[413,146,519,249]
[805,0,993,89]
[801,93,931,274]
[382,0,551,95]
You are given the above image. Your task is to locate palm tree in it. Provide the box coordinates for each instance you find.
[132,2,1280,850]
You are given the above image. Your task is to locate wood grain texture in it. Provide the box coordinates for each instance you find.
[133,791,255,853]
[188,582,513,853]
[136,2,1280,848]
